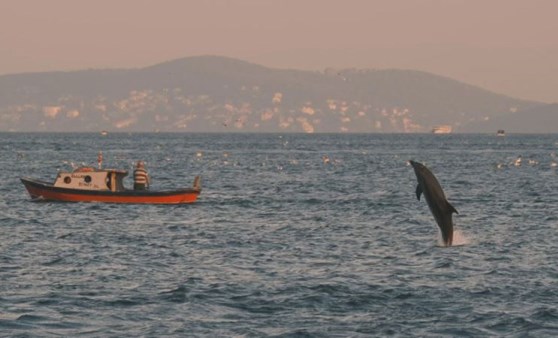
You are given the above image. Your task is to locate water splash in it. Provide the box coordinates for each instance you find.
[452,229,471,246]
[437,229,471,247]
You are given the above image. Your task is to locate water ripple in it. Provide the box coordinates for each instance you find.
[1,133,558,336]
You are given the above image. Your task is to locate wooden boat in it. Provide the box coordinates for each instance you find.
[21,166,201,204]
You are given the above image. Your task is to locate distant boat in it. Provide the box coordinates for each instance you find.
[100,130,108,136]
[497,129,506,136]
[431,125,452,134]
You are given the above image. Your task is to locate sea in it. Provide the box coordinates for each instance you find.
[1,132,558,337]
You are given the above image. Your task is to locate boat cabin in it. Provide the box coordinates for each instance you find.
[53,167,129,192]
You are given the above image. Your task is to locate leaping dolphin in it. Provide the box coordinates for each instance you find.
[409,160,458,246]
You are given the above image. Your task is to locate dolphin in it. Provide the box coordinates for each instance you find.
[409,160,458,246]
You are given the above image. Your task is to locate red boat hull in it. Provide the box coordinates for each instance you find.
[21,178,200,204]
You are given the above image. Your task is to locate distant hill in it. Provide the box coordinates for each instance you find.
[461,103,558,133]
[0,55,543,132]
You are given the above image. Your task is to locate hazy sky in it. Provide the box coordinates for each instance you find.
[1,0,556,102]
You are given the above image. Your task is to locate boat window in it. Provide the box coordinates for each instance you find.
[64,177,71,184]
[84,175,92,183]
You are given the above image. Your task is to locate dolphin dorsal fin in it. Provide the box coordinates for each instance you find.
[447,201,458,214]
[416,184,423,200]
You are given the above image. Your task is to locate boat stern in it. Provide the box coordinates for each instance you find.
[193,176,201,192]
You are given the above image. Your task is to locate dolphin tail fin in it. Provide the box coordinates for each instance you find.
[447,201,458,214]
[415,184,423,200]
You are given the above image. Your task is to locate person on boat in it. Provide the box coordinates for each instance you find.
[134,161,150,190]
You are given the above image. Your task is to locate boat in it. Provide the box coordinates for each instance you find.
[21,166,201,204]
[497,129,506,136]
[431,125,453,134]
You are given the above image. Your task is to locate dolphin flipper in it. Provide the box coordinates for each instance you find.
[447,201,458,214]
[416,184,423,200]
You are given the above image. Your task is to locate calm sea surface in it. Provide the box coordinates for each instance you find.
[1,133,558,337]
